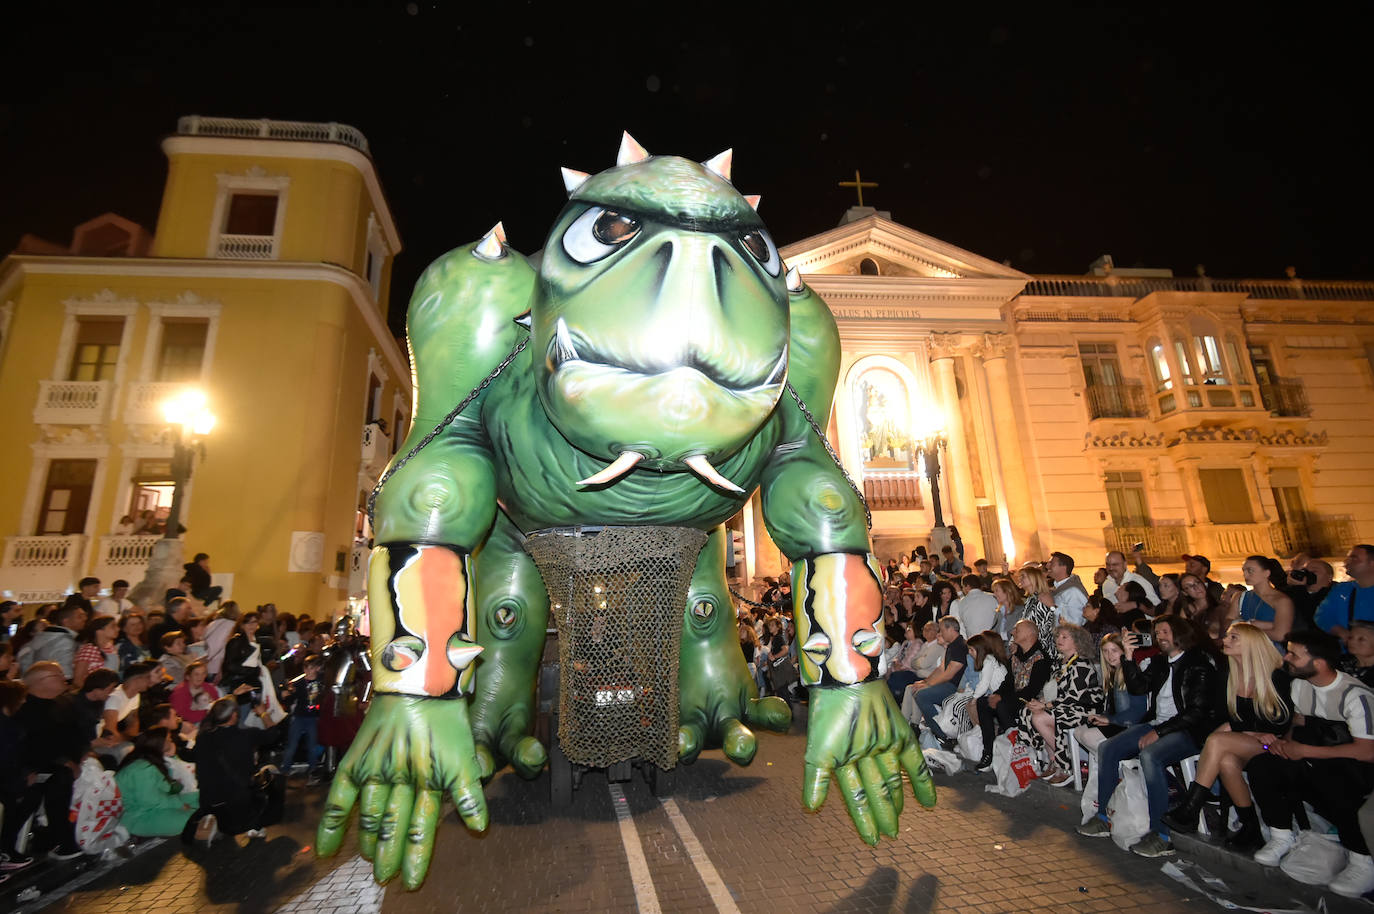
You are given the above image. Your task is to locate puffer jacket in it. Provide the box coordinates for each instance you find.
[1122,647,1223,745]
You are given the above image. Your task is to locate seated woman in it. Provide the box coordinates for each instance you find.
[885,622,925,702]
[1082,595,1121,640]
[991,578,1024,642]
[1021,623,1104,787]
[1162,621,1291,849]
[1234,556,1296,652]
[1016,565,1058,661]
[1075,632,1148,752]
[186,697,286,839]
[1112,581,1156,630]
[967,631,1016,771]
[115,727,200,839]
[1181,573,1229,647]
[1155,573,1187,617]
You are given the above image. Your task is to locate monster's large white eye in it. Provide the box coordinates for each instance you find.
[562,206,641,264]
[740,228,781,277]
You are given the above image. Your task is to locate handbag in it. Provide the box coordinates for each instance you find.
[768,655,798,693]
[1291,717,1352,746]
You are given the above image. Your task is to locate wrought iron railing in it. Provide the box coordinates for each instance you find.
[1103,522,1188,561]
[1258,379,1310,418]
[1086,380,1148,419]
[1270,514,1358,558]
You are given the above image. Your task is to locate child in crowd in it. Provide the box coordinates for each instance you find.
[280,654,326,780]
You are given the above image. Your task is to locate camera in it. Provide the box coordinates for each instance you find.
[1131,542,1145,553]
[1290,568,1316,586]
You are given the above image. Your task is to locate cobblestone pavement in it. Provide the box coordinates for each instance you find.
[27,707,1372,913]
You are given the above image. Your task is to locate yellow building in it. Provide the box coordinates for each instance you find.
[0,116,410,617]
[732,208,1374,583]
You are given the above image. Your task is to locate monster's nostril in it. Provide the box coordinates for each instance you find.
[711,245,732,305]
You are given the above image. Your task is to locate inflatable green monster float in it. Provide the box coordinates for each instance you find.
[317,133,937,889]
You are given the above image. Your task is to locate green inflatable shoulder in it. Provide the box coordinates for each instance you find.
[781,284,842,435]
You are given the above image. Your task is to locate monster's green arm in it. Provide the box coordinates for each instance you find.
[757,276,937,845]
[318,231,534,889]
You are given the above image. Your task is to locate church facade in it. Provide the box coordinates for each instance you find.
[734,208,1374,583]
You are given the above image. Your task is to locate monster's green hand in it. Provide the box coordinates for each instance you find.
[317,695,487,889]
[802,681,937,844]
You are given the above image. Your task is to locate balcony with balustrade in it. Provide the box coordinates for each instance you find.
[124,381,194,424]
[90,534,163,586]
[215,234,277,260]
[33,380,114,425]
[1103,521,1189,561]
[361,423,392,481]
[1085,381,1149,420]
[0,535,88,602]
[1258,379,1310,418]
[1270,514,1358,558]
[862,472,924,511]
[177,115,371,156]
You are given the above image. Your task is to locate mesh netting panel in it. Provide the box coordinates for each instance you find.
[523,525,707,770]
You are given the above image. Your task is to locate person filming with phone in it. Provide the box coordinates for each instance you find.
[1076,613,1222,858]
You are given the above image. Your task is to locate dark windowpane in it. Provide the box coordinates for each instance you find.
[225,193,279,235]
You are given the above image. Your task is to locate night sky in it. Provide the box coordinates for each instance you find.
[3,5,1367,336]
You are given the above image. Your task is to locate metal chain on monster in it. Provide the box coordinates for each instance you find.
[367,543,483,697]
[791,552,886,686]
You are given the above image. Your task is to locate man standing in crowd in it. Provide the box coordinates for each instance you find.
[1078,614,1221,858]
[952,573,998,637]
[1246,630,1374,898]
[912,617,968,748]
[1316,544,1374,640]
[1045,552,1088,625]
[95,579,135,616]
[1182,554,1225,605]
[1102,550,1159,606]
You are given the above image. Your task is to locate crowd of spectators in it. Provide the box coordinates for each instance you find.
[0,565,355,881]
[745,539,1374,899]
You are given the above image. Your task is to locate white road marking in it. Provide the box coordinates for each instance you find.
[609,782,662,914]
[274,854,383,914]
[659,797,742,914]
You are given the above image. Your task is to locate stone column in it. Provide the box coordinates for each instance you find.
[927,333,980,548]
[978,333,1041,563]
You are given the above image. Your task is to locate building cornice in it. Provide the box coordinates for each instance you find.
[160,135,402,254]
[0,255,410,391]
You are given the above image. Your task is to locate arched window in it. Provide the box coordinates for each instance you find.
[859,257,880,276]
[853,366,914,470]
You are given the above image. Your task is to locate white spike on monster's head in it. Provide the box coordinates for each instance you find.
[576,450,644,487]
[560,167,590,196]
[473,223,507,261]
[683,454,745,493]
[702,148,733,182]
[617,131,651,166]
[744,194,761,211]
[785,265,803,293]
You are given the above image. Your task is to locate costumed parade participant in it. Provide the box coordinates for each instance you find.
[317,133,937,889]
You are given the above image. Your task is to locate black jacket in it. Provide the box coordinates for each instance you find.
[186,721,284,808]
[1122,647,1223,745]
[222,633,262,690]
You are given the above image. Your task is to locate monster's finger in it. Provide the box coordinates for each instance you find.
[358,780,390,861]
[720,718,758,765]
[876,750,904,816]
[836,763,878,846]
[316,769,360,857]
[899,742,937,809]
[858,756,897,838]
[474,743,496,781]
[401,789,443,892]
[509,736,548,779]
[374,782,415,885]
[449,773,489,832]
[802,761,833,811]
[678,723,704,764]
[745,695,792,732]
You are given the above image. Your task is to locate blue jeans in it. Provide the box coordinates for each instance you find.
[915,680,958,740]
[282,716,323,770]
[1096,722,1198,836]
[887,671,918,703]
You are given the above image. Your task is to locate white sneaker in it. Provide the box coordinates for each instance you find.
[1253,827,1297,866]
[1331,852,1374,898]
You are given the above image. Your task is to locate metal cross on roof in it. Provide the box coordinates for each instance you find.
[838,169,878,207]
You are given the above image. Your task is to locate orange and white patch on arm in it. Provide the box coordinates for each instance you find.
[793,552,884,686]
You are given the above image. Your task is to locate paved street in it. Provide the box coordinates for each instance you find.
[19,706,1363,914]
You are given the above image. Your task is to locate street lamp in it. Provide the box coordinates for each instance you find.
[915,428,948,529]
[161,389,215,540]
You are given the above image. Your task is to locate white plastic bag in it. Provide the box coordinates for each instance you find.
[166,755,198,795]
[1107,759,1150,849]
[71,757,128,854]
[985,730,1038,797]
[933,691,973,738]
[923,748,962,776]
[1080,752,1100,824]
[956,727,984,762]
[1279,830,1347,885]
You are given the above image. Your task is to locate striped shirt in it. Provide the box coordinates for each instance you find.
[1290,671,1374,740]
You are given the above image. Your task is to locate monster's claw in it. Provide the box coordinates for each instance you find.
[402,790,443,891]
[375,783,416,884]
[506,735,548,779]
[358,781,390,861]
[900,742,938,809]
[678,723,704,764]
[876,750,905,817]
[744,695,792,733]
[474,743,496,781]
[836,763,878,845]
[720,718,757,765]
[858,756,898,838]
[317,769,361,858]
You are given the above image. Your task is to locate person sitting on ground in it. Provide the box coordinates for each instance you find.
[912,617,968,748]
[17,603,83,680]
[116,610,151,674]
[12,662,86,859]
[1339,619,1374,688]
[171,659,244,725]
[1077,613,1222,858]
[94,580,134,617]
[149,598,194,660]
[1163,621,1291,849]
[100,660,160,758]
[71,613,121,690]
[159,631,192,686]
[1021,623,1104,787]
[116,727,200,839]
[182,553,222,608]
[1076,632,1148,752]
[967,631,1016,771]
[1245,629,1374,898]
[937,544,965,578]
[186,697,286,839]
[76,669,122,752]
[1234,555,1296,652]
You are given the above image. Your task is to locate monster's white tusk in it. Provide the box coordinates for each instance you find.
[683,455,745,493]
[561,167,590,195]
[577,450,645,486]
[617,131,651,166]
[744,193,761,211]
[702,148,733,182]
[785,265,803,293]
[473,222,507,260]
